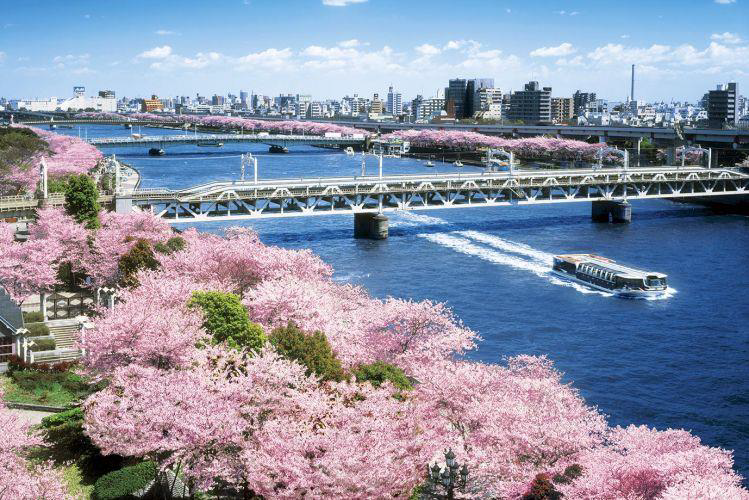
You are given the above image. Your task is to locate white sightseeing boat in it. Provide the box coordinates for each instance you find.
[552,254,668,298]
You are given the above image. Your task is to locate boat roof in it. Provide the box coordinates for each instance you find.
[555,254,666,279]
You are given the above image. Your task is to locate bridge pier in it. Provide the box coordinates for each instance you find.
[115,196,133,214]
[591,200,631,223]
[354,213,388,240]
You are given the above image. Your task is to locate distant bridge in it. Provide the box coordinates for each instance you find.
[115,166,749,236]
[86,133,365,149]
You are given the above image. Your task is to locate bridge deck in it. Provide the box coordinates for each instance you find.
[124,166,748,223]
[87,133,364,147]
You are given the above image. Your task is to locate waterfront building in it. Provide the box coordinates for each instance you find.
[508,81,552,124]
[551,97,574,123]
[11,86,117,112]
[411,95,424,121]
[573,90,597,117]
[98,90,115,99]
[371,93,384,115]
[445,78,494,119]
[707,82,739,128]
[386,86,403,116]
[141,95,163,112]
[474,87,502,118]
[416,97,446,122]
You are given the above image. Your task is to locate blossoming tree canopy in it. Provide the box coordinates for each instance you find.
[0,125,102,196]
[0,390,69,499]
[72,212,749,499]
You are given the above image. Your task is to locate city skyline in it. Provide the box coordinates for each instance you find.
[1,0,748,102]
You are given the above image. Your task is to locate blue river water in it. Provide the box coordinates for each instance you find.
[61,125,749,480]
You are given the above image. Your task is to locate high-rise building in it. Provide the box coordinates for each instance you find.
[508,81,552,124]
[445,78,495,119]
[573,91,596,117]
[211,94,225,106]
[386,86,403,115]
[411,95,424,120]
[416,97,446,121]
[551,97,574,124]
[707,82,738,128]
[371,93,384,114]
[240,90,249,107]
[474,87,502,115]
[98,90,115,99]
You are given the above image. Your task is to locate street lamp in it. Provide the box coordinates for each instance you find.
[423,449,469,500]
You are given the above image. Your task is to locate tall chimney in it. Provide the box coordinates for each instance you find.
[630,64,635,103]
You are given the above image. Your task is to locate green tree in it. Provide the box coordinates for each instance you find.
[188,291,265,351]
[64,174,100,229]
[93,461,157,500]
[153,236,187,255]
[117,239,160,288]
[352,361,413,391]
[269,323,345,382]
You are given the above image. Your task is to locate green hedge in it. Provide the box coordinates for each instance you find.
[93,461,157,500]
[23,311,44,323]
[26,322,50,337]
[29,337,56,352]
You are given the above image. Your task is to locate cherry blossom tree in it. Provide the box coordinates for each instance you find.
[0,208,88,302]
[0,391,69,499]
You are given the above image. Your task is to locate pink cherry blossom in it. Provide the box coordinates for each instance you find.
[0,391,70,499]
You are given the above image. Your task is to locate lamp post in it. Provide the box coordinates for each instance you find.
[422,449,469,500]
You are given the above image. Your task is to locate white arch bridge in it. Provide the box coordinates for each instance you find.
[118,166,749,238]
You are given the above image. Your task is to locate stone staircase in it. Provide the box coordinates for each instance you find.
[32,348,82,364]
[47,319,80,349]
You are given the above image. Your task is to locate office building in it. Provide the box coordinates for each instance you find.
[508,81,552,123]
[708,82,738,128]
[573,91,597,116]
[141,95,163,112]
[551,97,574,123]
[445,78,494,119]
[386,86,403,115]
[416,97,446,121]
[474,87,502,118]
[371,93,384,114]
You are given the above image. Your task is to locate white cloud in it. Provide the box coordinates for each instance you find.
[339,39,361,48]
[711,32,742,44]
[0,51,5,62]
[52,53,90,69]
[322,0,367,5]
[530,42,576,57]
[155,29,177,36]
[714,0,736,4]
[415,43,441,56]
[235,48,293,70]
[138,45,172,59]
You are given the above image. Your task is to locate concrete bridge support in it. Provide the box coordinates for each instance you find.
[591,200,631,223]
[115,196,133,214]
[354,212,389,239]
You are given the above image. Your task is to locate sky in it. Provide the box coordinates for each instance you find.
[1,0,747,103]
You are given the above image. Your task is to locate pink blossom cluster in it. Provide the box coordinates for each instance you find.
[383,129,610,161]
[0,208,173,302]
[80,111,369,137]
[73,112,124,121]
[0,390,69,498]
[0,126,103,195]
[69,213,749,498]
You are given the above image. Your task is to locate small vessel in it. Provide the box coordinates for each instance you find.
[425,161,435,167]
[552,254,668,298]
[57,125,73,129]
[148,148,165,156]
[345,147,355,156]
[49,124,57,129]
[131,133,143,139]
[269,145,289,154]
[197,141,224,147]
[453,160,464,167]
[124,124,133,129]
